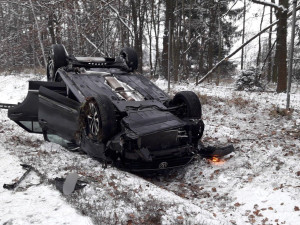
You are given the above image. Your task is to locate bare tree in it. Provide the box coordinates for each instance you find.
[29,0,47,66]
[252,0,289,92]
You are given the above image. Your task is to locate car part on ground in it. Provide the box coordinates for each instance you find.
[55,176,87,195]
[5,44,234,172]
[3,164,33,190]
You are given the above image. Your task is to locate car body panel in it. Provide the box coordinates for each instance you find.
[123,108,184,136]
[38,86,81,142]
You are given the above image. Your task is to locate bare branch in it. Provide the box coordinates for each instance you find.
[81,34,105,56]
[221,0,239,18]
[251,0,287,12]
[100,0,134,38]
[183,34,203,54]
[196,3,300,85]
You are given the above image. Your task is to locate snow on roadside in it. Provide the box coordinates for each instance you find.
[155,78,300,110]
[0,74,92,225]
[0,147,92,225]
[154,78,300,225]
[0,74,44,104]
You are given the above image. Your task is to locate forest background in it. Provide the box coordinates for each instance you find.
[0,0,299,93]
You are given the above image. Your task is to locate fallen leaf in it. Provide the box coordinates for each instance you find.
[253,209,263,217]
[294,206,300,211]
[262,217,269,223]
[214,169,220,174]
[234,202,241,207]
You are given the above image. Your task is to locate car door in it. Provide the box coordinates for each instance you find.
[8,81,67,134]
[38,86,81,142]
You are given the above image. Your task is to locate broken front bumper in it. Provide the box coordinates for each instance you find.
[122,144,235,172]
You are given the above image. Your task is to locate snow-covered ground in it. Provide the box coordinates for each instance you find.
[0,74,299,225]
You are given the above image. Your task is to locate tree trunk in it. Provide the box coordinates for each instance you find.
[241,0,246,70]
[217,2,222,86]
[162,0,174,79]
[48,12,56,44]
[256,6,265,67]
[29,0,47,66]
[274,0,288,93]
[267,1,273,82]
[207,1,217,82]
[130,0,145,73]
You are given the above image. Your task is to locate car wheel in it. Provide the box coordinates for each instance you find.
[120,47,138,72]
[172,91,202,119]
[47,44,68,81]
[82,95,117,142]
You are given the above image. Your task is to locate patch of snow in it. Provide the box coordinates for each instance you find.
[0,146,92,225]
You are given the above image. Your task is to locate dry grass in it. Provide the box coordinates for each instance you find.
[23,67,46,75]
[227,97,250,108]
[0,67,45,76]
[269,106,293,119]
[197,93,250,109]
[8,135,43,148]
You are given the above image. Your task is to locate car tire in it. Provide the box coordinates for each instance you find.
[83,95,117,143]
[120,47,138,72]
[172,91,202,119]
[47,44,68,81]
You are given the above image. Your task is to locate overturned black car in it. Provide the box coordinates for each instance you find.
[6,45,233,172]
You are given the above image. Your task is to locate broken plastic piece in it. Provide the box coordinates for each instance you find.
[198,144,234,158]
[63,173,78,195]
[55,174,87,195]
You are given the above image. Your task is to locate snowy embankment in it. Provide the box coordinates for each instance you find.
[154,78,300,225]
[0,74,299,225]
